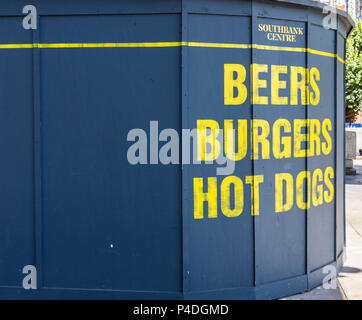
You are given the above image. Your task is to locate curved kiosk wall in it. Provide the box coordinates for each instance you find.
[0,0,353,299]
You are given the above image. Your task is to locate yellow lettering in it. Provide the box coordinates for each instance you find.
[273,119,292,159]
[308,119,321,157]
[324,166,335,203]
[312,169,324,207]
[221,176,244,217]
[322,118,332,155]
[224,64,248,105]
[275,173,294,213]
[310,67,320,105]
[296,171,311,210]
[251,120,270,160]
[245,175,264,216]
[271,65,288,105]
[197,120,220,161]
[290,66,309,105]
[194,177,218,219]
[251,64,268,105]
[294,119,309,158]
[224,119,248,161]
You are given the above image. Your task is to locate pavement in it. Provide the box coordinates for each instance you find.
[340,159,362,300]
[285,160,362,300]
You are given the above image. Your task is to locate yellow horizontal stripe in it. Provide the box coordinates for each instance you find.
[0,41,345,63]
[187,42,345,63]
[0,43,35,49]
[37,42,186,48]
[188,41,251,49]
[337,55,345,64]
[253,43,305,53]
